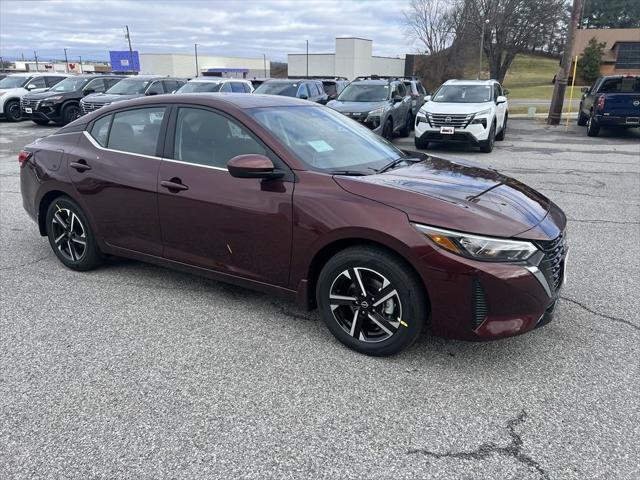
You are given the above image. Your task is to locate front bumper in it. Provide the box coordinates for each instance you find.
[21,103,63,122]
[415,118,491,144]
[415,238,567,341]
[595,114,640,127]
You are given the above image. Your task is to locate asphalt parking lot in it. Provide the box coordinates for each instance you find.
[1,119,639,479]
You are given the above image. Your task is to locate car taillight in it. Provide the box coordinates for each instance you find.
[596,96,606,111]
[18,150,32,167]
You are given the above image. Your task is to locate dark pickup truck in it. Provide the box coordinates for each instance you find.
[578,75,640,137]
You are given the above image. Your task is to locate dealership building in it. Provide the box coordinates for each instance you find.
[137,53,270,79]
[288,37,422,79]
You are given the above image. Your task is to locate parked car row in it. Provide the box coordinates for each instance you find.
[0,72,71,121]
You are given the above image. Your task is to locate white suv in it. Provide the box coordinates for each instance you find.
[414,79,508,153]
[0,73,70,121]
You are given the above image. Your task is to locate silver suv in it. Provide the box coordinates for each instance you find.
[327,78,413,140]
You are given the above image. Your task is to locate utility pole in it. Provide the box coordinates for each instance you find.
[194,43,199,77]
[263,53,267,78]
[477,19,490,80]
[547,0,583,125]
[306,40,309,78]
[125,25,135,75]
[79,56,83,73]
[34,51,39,72]
[64,48,69,72]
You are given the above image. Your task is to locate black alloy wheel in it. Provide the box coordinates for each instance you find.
[5,100,22,122]
[382,119,393,141]
[62,104,81,125]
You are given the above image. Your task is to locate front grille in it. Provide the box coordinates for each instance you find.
[81,102,104,114]
[536,232,567,293]
[427,113,474,128]
[472,278,488,329]
[21,98,39,110]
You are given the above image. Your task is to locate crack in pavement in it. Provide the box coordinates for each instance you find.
[407,410,550,478]
[560,296,639,332]
[567,218,640,225]
[0,254,51,271]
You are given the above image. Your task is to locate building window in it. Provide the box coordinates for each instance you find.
[615,43,640,70]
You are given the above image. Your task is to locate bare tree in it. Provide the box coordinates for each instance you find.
[403,0,457,55]
[459,0,567,82]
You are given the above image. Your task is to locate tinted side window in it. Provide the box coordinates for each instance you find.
[90,115,112,147]
[27,77,47,88]
[230,82,245,93]
[105,78,122,89]
[172,107,268,169]
[146,81,164,95]
[297,83,309,98]
[164,80,180,93]
[45,77,65,87]
[107,107,165,156]
[242,83,252,93]
[397,83,407,96]
[85,78,107,93]
[221,82,232,92]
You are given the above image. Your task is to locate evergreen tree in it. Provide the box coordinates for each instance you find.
[577,37,606,83]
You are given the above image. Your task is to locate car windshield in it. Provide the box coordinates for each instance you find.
[254,82,299,97]
[106,79,151,95]
[248,106,404,173]
[432,85,493,103]
[337,84,389,102]
[177,82,223,93]
[0,76,30,89]
[49,77,91,92]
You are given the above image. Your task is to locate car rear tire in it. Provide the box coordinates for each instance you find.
[495,114,507,141]
[4,100,22,122]
[382,119,393,141]
[32,119,50,126]
[398,112,412,137]
[577,108,588,126]
[316,246,427,356]
[479,121,496,153]
[46,196,102,271]
[61,103,81,125]
[586,114,600,137]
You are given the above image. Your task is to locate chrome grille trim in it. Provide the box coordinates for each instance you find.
[427,113,474,128]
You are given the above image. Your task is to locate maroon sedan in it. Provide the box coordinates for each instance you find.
[19,93,567,356]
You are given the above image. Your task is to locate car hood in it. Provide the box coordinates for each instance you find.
[82,93,142,104]
[334,156,561,240]
[421,101,495,115]
[0,87,27,96]
[23,90,68,100]
[328,100,388,113]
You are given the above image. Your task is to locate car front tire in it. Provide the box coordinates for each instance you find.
[46,196,102,271]
[495,114,507,141]
[317,246,427,356]
[398,111,412,137]
[4,100,22,122]
[479,121,496,153]
[61,103,81,125]
[382,118,393,141]
[577,107,588,126]
[414,134,429,150]
[586,114,600,137]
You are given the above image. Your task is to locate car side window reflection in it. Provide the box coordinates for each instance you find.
[90,115,112,147]
[107,107,166,156]
[172,107,268,169]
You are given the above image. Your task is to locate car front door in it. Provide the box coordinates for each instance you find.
[25,76,48,93]
[66,106,167,256]
[157,105,293,286]
[582,78,601,114]
[494,84,507,127]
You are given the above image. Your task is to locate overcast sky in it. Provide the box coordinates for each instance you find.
[0,0,415,62]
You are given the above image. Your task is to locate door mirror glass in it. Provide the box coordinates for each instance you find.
[425,95,432,102]
[26,83,37,90]
[496,95,507,104]
[227,154,283,179]
[581,86,590,93]
[83,89,95,96]
[393,95,403,103]
[299,94,308,100]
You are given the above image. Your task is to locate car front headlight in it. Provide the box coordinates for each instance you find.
[474,108,492,117]
[367,106,385,117]
[42,96,64,103]
[413,223,537,262]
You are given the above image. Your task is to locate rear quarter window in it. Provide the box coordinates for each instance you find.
[90,115,112,147]
[107,107,166,156]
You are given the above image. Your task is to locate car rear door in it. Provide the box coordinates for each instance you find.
[157,105,293,286]
[66,106,167,255]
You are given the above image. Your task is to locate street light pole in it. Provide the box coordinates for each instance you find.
[263,53,267,78]
[64,48,69,72]
[34,51,39,72]
[477,20,489,80]
[194,43,199,78]
[125,25,135,75]
[547,0,583,125]
[79,56,83,73]
[306,40,309,78]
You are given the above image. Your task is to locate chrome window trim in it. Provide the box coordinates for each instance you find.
[161,157,228,172]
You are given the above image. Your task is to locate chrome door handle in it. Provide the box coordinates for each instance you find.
[160,179,189,191]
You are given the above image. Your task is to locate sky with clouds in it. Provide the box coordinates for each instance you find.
[0,0,417,62]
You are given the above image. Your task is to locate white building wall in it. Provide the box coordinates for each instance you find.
[288,54,335,77]
[371,56,405,77]
[139,53,270,78]
[335,38,372,79]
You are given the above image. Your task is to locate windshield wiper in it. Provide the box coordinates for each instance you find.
[328,170,368,176]
[375,157,423,174]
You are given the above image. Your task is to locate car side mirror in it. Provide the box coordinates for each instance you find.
[393,95,403,103]
[581,86,590,93]
[227,154,284,179]
[496,95,507,104]
[26,84,37,90]
[299,94,308,100]
[424,95,432,102]
[83,89,95,96]
[147,91,158,96]
[503,88,510,95]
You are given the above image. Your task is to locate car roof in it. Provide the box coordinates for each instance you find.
[264,79,310,83]
[7,72,70,77]
[352,79,391,85]
[443,79,498,85]
[187,78,250,83]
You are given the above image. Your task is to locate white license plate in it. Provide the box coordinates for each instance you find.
[440,126,455,135]
[625,117,639,124]
[24,107,32,114]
